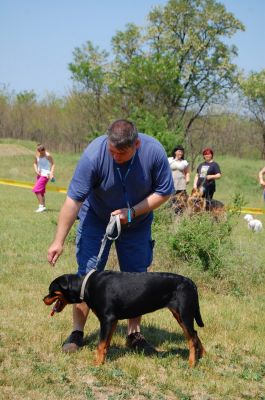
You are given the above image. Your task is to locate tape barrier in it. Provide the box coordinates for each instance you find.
[1,178,265,214]
[234,208,265,215]
[0,178,67,194]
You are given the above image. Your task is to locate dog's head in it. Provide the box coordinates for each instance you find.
[187,188,206,213]
[171,191,188,214]
[244,214,253,222]
[43,274,82,315]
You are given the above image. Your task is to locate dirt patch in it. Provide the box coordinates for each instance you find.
[0,144,34,156]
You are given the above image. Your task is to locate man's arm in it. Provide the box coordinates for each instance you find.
[47,196,82,266]
[133,193,171,215]
[112,193,171,224]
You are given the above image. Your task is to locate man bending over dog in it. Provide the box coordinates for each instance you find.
[47,119,174,354]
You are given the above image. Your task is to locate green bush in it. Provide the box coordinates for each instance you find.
[170,213,235,276]
[131,109,184,154]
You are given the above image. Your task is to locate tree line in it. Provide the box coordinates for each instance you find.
[0,0,264,165]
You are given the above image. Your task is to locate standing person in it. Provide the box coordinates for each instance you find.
[32,144,55,212]
[193,147,221,202]
[47,119,174,354]
[168,145,190,194]
[258,166,265,201]
[168,145,190,214]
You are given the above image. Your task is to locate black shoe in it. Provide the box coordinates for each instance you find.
[62,330,84,353]
[126,332,157,355]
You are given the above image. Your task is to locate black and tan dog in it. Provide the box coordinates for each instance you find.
[170,191,189,215]
[43,270,205,367]
[187,188,225,220]
[187,188,206,214]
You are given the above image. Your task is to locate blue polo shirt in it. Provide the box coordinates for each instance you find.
[68,133,174,222]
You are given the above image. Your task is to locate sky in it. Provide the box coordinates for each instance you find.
[0,0,264,98]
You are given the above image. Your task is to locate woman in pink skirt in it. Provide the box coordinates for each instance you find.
[32,144,55,212]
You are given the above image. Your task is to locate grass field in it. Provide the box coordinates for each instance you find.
[0,141,265,399]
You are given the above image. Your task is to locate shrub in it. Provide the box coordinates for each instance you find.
[170,212,235,276]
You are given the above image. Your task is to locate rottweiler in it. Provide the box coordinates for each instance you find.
[43,270,205,367]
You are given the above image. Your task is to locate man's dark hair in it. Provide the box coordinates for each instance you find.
[107,119,138,149]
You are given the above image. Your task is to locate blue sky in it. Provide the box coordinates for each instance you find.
[0,0,264,98]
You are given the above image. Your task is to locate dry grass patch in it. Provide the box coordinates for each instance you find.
[0,143,34,156]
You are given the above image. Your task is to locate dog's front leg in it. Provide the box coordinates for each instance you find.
[94,319,118,365]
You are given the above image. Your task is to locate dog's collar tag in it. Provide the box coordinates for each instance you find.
[80,269,96,301]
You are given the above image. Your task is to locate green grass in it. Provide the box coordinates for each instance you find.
[0,141,265,399]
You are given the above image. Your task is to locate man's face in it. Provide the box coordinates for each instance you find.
[108,139,140,164]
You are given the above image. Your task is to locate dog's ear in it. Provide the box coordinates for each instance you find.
[43,291,64,305]
[191,188,196,195]
[49,274,71,293]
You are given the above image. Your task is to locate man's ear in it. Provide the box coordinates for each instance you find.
[135,138,141,149]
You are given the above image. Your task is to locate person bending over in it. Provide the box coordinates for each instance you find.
[47,119,174,354]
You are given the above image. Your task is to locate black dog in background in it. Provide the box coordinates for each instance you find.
[43,270,205,367]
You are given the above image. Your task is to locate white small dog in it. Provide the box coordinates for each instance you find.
[243,214,263,232]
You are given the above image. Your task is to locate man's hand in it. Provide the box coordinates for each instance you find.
[46,196,82,266]
[47,242,64,266]
[111,208,128,224]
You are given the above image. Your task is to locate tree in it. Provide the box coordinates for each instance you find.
[110,0,244,142]
[12,90,37,139]
[240,70,265,159]
[68,41,109,127]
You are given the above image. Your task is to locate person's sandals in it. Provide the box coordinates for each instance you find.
[62,330,84,353]
[126,332,158,355]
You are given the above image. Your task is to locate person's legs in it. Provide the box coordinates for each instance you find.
[62,303,90,353]
[127,316,141,335]
[204,188,214,210]
[63,208,112,353]
[115,215,157,354]
[32,176,48,211]
[36,192,45,206]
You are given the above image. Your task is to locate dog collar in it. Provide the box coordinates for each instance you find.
[80,269,96,301]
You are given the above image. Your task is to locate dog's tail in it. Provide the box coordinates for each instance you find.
[194,290,204,327]
[195,306,204,327]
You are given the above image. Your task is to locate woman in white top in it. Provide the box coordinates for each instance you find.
[168,145,190,193]
[168,145,190,214]
[32,144,55,212]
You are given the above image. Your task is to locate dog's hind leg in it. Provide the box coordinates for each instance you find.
[94,319,118,365]
[169,309,205,367]
[196,335,206,359]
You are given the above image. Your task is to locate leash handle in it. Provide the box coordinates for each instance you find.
[106,214,121,240]
[94,214,121,269]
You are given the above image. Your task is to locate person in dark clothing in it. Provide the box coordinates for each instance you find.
[193,148,221,201]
